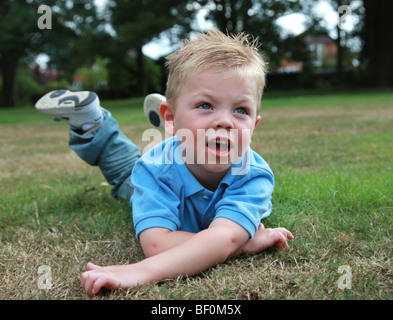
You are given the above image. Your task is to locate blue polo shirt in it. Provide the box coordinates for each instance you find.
[131,136,274,239]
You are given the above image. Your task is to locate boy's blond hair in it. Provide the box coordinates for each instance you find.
[165,29,267,107]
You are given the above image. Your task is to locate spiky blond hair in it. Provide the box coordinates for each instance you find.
[165,29,267,106]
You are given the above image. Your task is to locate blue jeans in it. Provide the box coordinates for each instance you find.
[68,109,141,201]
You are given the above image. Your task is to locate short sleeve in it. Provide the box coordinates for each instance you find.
[131,160,181,239]
[214,167,274,238]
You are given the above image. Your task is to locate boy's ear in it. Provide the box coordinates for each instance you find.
[159,102,175,136]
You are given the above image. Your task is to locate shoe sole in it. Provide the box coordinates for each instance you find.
[35,90,98,116]
[143,93,166,128]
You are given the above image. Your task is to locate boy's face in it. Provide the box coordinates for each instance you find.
[161,68,261,185]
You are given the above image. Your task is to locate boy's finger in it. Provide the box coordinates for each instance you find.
[81,271,90,289]
[92,277,108,297]
[277,233,288,248]
[82,273,94,298]
[87,262,101,271]
[277,228,294,240]
[286,230,294,239]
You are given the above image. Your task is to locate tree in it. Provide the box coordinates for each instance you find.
[108,0,201,96]
[0,0,105,107]
[0,0,43,106]
[363,0,393,87]
[301,0,393,87]
[197,0,302,68]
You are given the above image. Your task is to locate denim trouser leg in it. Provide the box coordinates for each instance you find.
[68,108,141,201]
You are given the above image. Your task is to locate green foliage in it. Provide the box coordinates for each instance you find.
[111,0,197,46]
[0,0,103,106]
[74,57,109,91]
[200,0,303,68]
[16,65,44,106]
[1,0,391,107]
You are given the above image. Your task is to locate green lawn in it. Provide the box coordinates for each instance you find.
[0,89,392,299]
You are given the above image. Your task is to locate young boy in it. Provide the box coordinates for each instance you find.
[35,29,293,298]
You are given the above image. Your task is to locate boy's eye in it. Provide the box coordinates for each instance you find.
[197,103,212,110]
[234,107,248,115]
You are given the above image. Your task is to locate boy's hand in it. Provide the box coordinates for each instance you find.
[81,262,146,298]
[241,223,294,255]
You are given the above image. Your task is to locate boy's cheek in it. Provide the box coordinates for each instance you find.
[234,129,252,153]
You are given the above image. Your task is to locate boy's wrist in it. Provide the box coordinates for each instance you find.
[136,257,166,284]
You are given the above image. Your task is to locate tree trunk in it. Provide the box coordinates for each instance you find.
[137,46,148,97]
[0,58,19,107]
[363,0,393,87]
[335,0,344,80]
[336,26,343,80]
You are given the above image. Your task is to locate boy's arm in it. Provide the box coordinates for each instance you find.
[138,227,195,257]
[138,222,294,258]
[81,218,250,297]
[142,218,250,275]
[81,220,293,298]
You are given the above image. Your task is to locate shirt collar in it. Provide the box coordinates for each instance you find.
[171,137,251,197]
[170,137,205,197]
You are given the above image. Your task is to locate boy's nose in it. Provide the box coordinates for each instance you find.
[212,110,234,129]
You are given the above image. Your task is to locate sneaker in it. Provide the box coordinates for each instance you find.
[35,89,103,130]
[144,93,165,128]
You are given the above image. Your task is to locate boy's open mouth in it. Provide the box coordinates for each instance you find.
[206,137,231,154]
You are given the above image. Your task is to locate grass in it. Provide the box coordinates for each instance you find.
[0,89,392,300]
